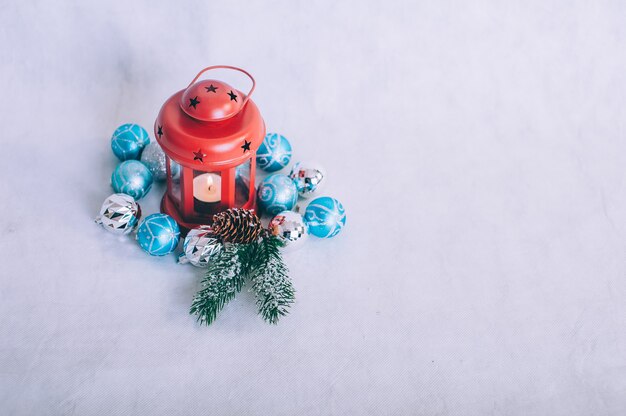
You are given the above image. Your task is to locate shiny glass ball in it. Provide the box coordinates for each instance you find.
[111,160,153,200]
[140,142,179,182]
[136,213,180,256]
[288,162,326,198]
[304,197,346,238]
[256,133,292,172]
[268,211,308,249]
[94,193,142,235]
[178,226,222,267]
[111,123,150,161]
[256,174,298,216]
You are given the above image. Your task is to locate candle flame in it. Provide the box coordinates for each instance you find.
[206,175,213,191]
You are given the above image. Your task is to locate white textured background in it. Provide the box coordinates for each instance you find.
[1,1,626,415]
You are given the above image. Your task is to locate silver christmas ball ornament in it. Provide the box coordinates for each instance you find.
[140,142,179,182]
[95,193,142,235]
[178,226,223,267]
[288,162,326,198]
[268,211,309,249]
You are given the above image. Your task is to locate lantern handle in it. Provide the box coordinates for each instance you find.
[188,65,256,107]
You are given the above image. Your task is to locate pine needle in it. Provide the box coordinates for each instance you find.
[189,243,245,326]
[249,236,295,324]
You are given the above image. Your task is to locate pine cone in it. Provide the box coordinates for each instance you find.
[212,208,263,244]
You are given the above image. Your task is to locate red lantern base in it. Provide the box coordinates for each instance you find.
[160,193,257,236]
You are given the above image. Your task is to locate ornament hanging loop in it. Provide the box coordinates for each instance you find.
[188,65,256,108]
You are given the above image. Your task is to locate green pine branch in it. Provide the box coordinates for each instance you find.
[249,236,295,324]
[237,240,261,277]
[189,243,245,326]
[189,234,295,326]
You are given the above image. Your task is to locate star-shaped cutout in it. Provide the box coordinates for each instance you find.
[157,125,163,138]
[193,149,206,163]
[228,90,238,102]
[189,96,200,109]
[241,140,251,152]
[205,84,218,93]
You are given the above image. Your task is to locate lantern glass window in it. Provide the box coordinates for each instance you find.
[192,170,222,214]
[168,157,181,208]
[235,158,251,207]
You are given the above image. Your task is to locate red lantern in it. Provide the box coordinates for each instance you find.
[154,65,265,231]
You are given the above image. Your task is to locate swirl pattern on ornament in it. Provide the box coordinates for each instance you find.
[304,197,346,238]
[256,133,292,172]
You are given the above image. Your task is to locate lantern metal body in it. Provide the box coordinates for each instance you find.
[155,66,265,231]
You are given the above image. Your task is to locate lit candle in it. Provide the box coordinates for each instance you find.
[193,173,222,203]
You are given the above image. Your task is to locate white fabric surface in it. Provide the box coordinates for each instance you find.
[1,1,626,414]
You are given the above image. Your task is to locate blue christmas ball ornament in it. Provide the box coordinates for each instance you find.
[256,174,298,216]
[304,197,346,238]
[111,123,150,161]
[136,213,180,256]
[256,133,292,172]
[111,160,153,200]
